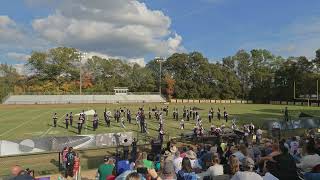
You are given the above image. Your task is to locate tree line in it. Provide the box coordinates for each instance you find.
[1,47,320,103]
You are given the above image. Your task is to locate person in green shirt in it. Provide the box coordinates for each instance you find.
[97,156,115,180]
[143,153,155,169]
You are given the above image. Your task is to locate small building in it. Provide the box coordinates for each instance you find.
[114,87,129,95]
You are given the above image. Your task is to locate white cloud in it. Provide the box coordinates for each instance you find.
[128,58,146,67]
[6,52,30,62]
[13,64,33,76]
[0,16,25,44]
[32,0,184,59]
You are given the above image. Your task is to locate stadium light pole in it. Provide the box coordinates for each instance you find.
[76,51,87,95]
[155,57,165,95]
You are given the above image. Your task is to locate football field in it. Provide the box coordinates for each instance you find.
[0,102,319,141]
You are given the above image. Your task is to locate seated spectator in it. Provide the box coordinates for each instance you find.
[116,160,146,180]
[230,157,262,180]
[173,151,183,174]
[97,156,115,180]
[185,150,201,170]
[297,140,320,173]
[224,155,239,176]
[137,152,154,169]
[260,143,280,163]
[232,144,247,165]
[177,157,198,180]
[272,143,299,180]
[262,161,279,180]
[199,154,224,179]
[10,165,33,180]
[160,160,176,180]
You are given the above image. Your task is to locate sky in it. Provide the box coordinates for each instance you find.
[1,0,320,70]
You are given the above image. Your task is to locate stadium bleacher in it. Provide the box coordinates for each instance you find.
[3,94,166,104]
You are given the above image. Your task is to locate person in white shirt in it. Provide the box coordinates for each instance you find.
[173,151,183,174]
[199,154,224,179]
[290,136,299,155]
[231,157,262,180]
[297,141,320,173]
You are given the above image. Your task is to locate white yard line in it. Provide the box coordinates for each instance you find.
[40,113,67,137]
[0,110,51,137]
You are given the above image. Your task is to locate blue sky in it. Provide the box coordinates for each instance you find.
[1,0,320,66]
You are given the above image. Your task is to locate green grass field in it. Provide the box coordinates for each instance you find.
[0,102,319,177]
[0,102,319,141]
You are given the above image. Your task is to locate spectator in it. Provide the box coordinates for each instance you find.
[61,147,68,171]
[272,143,299,180]
[262,161,279,180]
[125,172,141,180]
[290,136,299,155]
[224,155,240,176]
[65,147,76,178]
[173,151,183,174]
[97,156,115,180]
[10,165,33,180]
[260,143,280,163]
[138,152,154,169]
[230,157,262,180]
[160,160,176,180]
[177,157,198,180]
[297,140,320,173]
[185,150,201,170]
[232,144,247,165]
[199,154,224,179]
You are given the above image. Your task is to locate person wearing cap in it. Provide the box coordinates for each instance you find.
[230,157,262,180]
[97,156,115,180]
[185,150,201,170]
[160,160,177,180]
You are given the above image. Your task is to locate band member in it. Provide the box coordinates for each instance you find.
[69,112,73,127]
[173,108,176,119]
[65,113,69,129]
[165,106,169,116]
[104,109,109,127]
[224,110,228,123]
[284,107,289,122]
[180,119,185,130]
[192,109,196,121]
[217,108,221,120]
[127,110,132,124]
[81,110,86,124]
[121,117,126,128]
[53,112,58,127]
[208,110,212,123]
[78,116,83,134]
[175,109,179,121]
[159,128,165,143]
[93,111,98,131]
[159,118,163,130]
[199,125,204,136]
[148,110,152,119]
[140,113,145,133]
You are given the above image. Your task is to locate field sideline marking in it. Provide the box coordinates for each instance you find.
[0,110,52,137]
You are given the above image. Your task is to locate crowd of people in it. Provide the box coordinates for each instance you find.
[91,131,320,180]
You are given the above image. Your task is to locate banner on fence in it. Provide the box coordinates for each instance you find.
[0,132,133,156]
